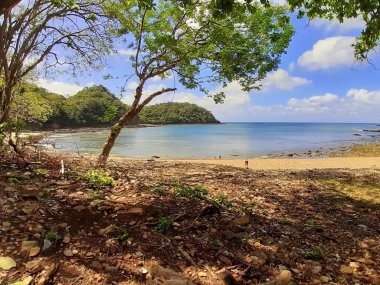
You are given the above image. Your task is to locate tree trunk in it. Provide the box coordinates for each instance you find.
[97,109,139,166]
[97,123,123,166]
[0,88,13,124]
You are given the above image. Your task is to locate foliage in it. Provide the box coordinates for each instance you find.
[0,0,112,124]
[109,225,129,242]
[211,194,234,209]
[173,183,208,199]
[11,83,53,125]
[34,168,48,176]
[44,229,61,244]
[154,216,173,233]
[139,103,219,124]
[81,169,114,188]
[301,245,326,260]
[64,86,127,127]
[98,0,294,165]
[287,0,380,60]
[149,182,167,196]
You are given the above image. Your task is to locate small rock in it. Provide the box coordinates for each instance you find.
[232,216,250,226]
[320,276,329,283]
[218,255,232,265]
[90,261,102,269]
[198,271,208,277]
[104,265,117,273]
[43,239,52,251]
[127,207,144,214]
[63,236,71,244]
[275,270,292,285]
[135,251,144,257]
[21,241,39,253]
[340,265,353,274]
[349,262,360,268]
[73,206,86,211]
[64,249,73,257]
[312,265,322,274]
[29,247,41,257]
[2,221,11,229]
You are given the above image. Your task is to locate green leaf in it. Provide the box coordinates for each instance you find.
[10,276,33,285]
[0,256,16,270]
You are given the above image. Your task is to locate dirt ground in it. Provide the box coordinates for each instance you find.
[0,151,379,285]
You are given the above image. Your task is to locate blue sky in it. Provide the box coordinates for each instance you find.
[36,10,380,123]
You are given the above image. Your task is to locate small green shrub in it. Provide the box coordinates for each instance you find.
[174,183,208,199]
[301,245,326,260]
[211,194,234,210]
[207,238,223,248]
[81,169,114,188]
[149,183,167,196]
[34,168,48,176]
[44,229,61,243]
[304,219,316,228]
[154,217,173,234]
[105,225,129,242]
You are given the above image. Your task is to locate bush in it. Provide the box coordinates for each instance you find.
[81,169,114,188]
[173,183,208,199]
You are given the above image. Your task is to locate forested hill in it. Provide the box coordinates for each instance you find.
[11,84,220,129]
[139,103,220,124]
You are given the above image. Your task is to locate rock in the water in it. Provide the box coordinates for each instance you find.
[0,256,16,270]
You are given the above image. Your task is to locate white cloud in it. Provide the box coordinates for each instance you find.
[297,36,356,70]
[36,79,85,96]
[261,69,311,91]
[118,49,136,57]
[248,88,380,122]
[347,89,380,105]
[287,93,341,112]
[311,17,365,32]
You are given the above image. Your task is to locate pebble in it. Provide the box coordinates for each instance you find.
[63,236,71,244]
[218,255,232,265]
[64,249,73,257]
[312,265,322,274]
[29,247,41,257]
[135,251,144,257]
[320,276,329,283]
[198,271,207,277]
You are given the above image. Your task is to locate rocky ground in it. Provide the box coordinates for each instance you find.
[0,151,379,285]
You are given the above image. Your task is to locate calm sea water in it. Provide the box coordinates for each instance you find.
[42,123,380,158]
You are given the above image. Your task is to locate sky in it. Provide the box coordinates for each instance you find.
[35,7,380,123]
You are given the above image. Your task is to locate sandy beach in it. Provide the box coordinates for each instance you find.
[163,156,380,170]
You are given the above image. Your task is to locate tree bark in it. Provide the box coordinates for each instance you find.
[0,0,20,15]
[97,109,139,166]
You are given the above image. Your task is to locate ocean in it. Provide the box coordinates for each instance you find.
[42,122,380,158]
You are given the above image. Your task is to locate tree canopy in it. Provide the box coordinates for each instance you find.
[287,0,380,61]
[97,0,294,165]
[0,0,112,123]
[139,103,220,124]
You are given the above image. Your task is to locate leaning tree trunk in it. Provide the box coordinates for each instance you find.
[97,109,139,166]
[0,87,13,124]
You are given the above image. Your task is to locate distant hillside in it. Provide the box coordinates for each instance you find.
[10,83,219,129]
[139,102,220,124]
